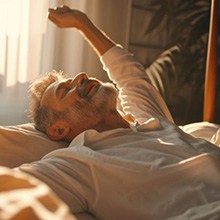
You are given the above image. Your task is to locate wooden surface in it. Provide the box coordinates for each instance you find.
[203,0,219,122]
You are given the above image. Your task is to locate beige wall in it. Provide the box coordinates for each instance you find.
[83,0,132,82]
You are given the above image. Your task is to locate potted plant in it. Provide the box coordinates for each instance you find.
[145,0,219,124]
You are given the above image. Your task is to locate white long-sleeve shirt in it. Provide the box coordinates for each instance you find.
[102,45,173,124]
[18,46,220,220]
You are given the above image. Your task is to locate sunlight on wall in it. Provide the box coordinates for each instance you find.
[0,0,29,87]
[0,0,57,88]
[0,0,131,125]
[0,0,57,125]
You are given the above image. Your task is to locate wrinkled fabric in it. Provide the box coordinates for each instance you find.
[0,167,76,220]
[17,46,220,220]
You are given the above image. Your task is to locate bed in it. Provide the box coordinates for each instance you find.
[0,1,219,219]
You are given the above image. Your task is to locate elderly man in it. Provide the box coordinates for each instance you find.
[17,5,220,220]
[29,6,173,142]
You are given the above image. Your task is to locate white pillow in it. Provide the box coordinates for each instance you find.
[179,121,220,145]
[0,123,69,168]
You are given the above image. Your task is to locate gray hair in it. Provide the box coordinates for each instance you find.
[28,70,66,133]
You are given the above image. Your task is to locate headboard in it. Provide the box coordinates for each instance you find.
[203,0,219,122]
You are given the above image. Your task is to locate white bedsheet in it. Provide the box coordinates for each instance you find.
[1,121,220,219]
[0,166,76,220]
[16,118,220,220]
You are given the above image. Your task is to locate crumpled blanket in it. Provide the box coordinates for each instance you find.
[0,166,76,220]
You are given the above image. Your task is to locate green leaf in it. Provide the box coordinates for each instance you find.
[187,14,209,46]
[145,46,181,100]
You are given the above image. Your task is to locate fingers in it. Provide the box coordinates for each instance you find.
[47,14,58,26]
[49,5,71,15]
[47,11,61,27]
[47,5,86,29]
[48,5,68,26]
[48,5,76,29]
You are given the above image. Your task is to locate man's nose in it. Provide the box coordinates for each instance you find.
[74,72,89,87]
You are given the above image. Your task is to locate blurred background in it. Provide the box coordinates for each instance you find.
[0,0,219,126]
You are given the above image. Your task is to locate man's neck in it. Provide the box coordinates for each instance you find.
[65,110,129,142]
[95,110,130,132]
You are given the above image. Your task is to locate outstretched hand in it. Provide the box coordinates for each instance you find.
[48,5,89,29]
[48,5,115,56]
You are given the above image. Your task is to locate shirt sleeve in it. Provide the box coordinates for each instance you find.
[100,45,174,124]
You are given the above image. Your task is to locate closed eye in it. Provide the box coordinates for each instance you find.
[57,86,70,99]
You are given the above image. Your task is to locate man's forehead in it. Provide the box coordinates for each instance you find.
[42,81,58,99]
[40,81,59,107]
[40,77,73,107]
[46,77,71,90]
[47,80,61,90]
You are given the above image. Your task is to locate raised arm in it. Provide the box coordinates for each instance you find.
[48,5,115,57]
[48,5,174,123]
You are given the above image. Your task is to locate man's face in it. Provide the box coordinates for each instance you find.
[41,73,118,128]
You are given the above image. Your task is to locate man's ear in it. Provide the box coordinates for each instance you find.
[46,119,71,141]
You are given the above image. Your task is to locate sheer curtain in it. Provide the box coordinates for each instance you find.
[0,0,131,126]
[0,0,86,125]
[0,0,54,125]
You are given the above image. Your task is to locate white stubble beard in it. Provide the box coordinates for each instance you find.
[65,82,118,125]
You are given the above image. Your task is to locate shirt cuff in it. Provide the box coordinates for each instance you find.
[100,45,127,68]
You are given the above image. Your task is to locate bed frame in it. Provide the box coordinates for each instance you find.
[203,0,219,122]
